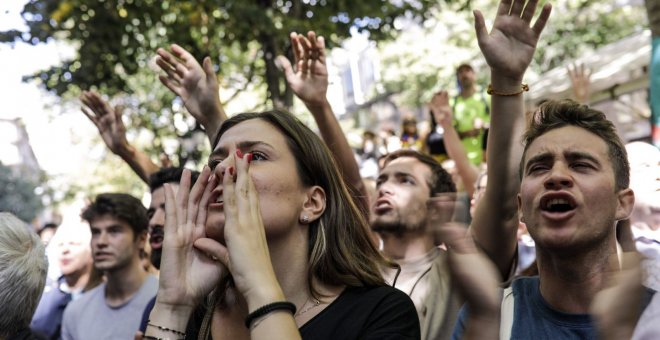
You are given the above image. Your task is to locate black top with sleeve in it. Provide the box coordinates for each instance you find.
[186,285,420,340]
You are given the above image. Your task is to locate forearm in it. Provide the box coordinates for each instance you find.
[201,104,227,146]
[470,72,525,279]
[305,99,369,213]
[442,125,479,197]
[463,313,500,340]
[115,145,161,184]
[244,282,301,340]
[145,302,194,338]
[249,312,301,340]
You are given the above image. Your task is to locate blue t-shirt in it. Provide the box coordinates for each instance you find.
[452,277,595,339]
[30,276,73,340]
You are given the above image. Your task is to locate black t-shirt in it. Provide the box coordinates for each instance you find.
[300,285,420,339]
[187,285,420,340]
[426,130,447,156]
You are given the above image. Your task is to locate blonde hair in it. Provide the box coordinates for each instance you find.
[0,212,48,337]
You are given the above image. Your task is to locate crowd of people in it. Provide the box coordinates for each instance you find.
[1,0,659,339]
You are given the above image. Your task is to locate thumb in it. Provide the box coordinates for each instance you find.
[202,57,215,79]
[276,55,295,80]
[194,237,230,268]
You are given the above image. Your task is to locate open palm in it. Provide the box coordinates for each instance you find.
[475,0,551,80]
[158,167,227,308]
[156,44,224,129]
[278,31,328,107]
[81,91,129,154]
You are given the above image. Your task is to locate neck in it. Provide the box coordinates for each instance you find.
[379,231,435,261]
[536,238,618,313]
[266,228,335,308]
[460,85,476,98]
[64,264,92,291]
[104,256,147,304]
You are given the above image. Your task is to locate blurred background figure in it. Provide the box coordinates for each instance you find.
[31,222,93,340]
[38,222,58,247]
[400,114,424,151]
[450,63,490,166]
[0,212,48,340]
[626,141,660,291]
[357,130,381,179]
[424,106,449,164]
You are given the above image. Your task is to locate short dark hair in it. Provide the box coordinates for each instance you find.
[456,63,474,74]
[382,149,457,196]
[148,167,200,192]
[38,223,58,236]
[81,193,148,237]
[521,99,630,191]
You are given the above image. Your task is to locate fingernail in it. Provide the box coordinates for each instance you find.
[246,153,252,164]
[208,174,215,183]
[236,149,243,159]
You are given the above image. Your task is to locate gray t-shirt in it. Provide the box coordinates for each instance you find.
[61,275,158,340]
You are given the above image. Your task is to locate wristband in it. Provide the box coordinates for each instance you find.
[487,83,529,96]
[244,301,297,328]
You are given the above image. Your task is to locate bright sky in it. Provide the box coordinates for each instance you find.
[0,0,100,176]
[0,1,116,233]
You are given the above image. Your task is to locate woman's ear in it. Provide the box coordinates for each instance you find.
[300,186,326,224]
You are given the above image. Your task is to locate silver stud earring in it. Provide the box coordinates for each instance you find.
[301,215,310,224]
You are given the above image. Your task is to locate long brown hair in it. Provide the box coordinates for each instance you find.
[214,110,389,297]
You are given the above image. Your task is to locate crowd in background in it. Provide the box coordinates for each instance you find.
[1,0,660,339]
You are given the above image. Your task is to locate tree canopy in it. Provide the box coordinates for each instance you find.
[1,0,649,174]
[1,0,442,167]
[2,0,440,105]
[0,163,43,223]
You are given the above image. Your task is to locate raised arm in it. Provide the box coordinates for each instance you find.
[81,90,160,183]
[567,63,591,104]
[156,44,227,144]
[470,0,551,279]
[443,223,501,340]
[277,31,368,213]
[591,220,644,340]
[430,91,480,197]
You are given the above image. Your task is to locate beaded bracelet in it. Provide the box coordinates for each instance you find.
[143,336,184,340]
[146,320,186,337]
[487,83,529,96]
[244,301,297,328]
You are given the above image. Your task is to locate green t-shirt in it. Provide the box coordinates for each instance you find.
[451,91,490,165]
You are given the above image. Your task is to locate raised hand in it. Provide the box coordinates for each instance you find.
[591,219,644,339]
[156,44,225,140]
[277,31,328,107]
[474,0,551,81]
[443,223,501,340]
[156,167,227,309]
[567,63,591,104]
[81,90,130,155]
[81,90,160,183]
[429,91,453,128]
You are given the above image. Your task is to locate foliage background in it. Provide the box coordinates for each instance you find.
[0,0,649,207]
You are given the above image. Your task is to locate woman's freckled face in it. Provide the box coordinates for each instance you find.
[205,119,307,243]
